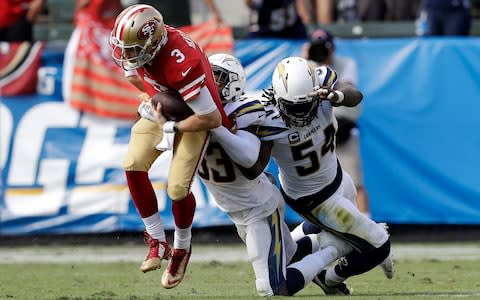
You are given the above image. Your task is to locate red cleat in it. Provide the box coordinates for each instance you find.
[140,231,171,273]
[161,247,192,289]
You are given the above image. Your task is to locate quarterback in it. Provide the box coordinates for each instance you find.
[110,4,230,289]
[258,57,392,293]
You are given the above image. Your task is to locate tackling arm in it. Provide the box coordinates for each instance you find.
[211,127,273,179]
[236,140,273,180]
[211,126,261,168]
[333,80,363,107]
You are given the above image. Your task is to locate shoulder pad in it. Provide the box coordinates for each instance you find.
[257,107,290,141]
[225,97,266,129]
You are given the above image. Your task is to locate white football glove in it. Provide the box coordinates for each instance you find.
[137,101,156,122]
[155,132,175,151]
[155,121,177,151]
[311,88,345,104]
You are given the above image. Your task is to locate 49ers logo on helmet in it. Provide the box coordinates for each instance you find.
[138,21,157,40]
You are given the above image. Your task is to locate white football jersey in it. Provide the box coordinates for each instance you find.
[259,100,339,199]
[199,97,278,213]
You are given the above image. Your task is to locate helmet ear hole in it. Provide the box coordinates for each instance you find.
[208,53,246,103]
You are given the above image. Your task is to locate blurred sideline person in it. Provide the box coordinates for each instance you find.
[305,29,369,215]
[244,0,308,39]
[259,57,393,292]
[202,0,224,24]
[109,4,231,289]
[416,0,471,36]
[0,0,45,42]
[199,53,352,296]
[63,0,124,103]
[296,0,334,25]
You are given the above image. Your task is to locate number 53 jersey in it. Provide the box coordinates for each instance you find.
[199,97,278,214]
[258,100,339,199]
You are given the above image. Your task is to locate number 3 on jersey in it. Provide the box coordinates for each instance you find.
[171,49,185,63]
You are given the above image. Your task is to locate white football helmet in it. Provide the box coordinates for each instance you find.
[271,57,320,127]
[208,53,246,103]
[110,4,167,70]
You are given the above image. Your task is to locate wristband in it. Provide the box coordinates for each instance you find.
[331,91,345,104]
[163,121,178,133]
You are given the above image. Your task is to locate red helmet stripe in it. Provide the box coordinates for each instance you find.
[112,6,130,34]
[115,4,154,41]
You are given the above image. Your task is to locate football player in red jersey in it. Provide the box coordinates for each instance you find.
[0,0,44,42]
[110,4,230,289]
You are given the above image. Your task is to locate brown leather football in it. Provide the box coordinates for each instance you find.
[151,90,194,121]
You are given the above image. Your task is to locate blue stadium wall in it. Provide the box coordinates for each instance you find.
[1,37,480,235]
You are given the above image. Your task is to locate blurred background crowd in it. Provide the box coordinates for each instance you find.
[1,0,480,43]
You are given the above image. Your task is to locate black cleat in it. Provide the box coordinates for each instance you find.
[312,270,351,295]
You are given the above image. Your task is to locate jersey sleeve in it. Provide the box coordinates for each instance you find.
[226,99,266,130]
[168,57,206,102]
[256,107,291,141]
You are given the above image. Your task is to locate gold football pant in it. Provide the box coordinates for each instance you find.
[123,118,208,200]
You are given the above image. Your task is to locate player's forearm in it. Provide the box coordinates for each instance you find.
[176,110,222,132]
[332,81,363,107]
[236,141,272,179]
[211,127,260,168]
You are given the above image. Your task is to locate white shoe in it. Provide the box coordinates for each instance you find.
[380,253,394,279]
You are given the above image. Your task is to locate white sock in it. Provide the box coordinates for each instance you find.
[174,225,192,250]
[309,234,320,252]
[288,245,339,284]
[142,213,166,242]
[290,223,306,241]
[325,266,346,286]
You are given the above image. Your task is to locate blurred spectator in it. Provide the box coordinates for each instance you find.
[357,0,416,21]
[202,0,224,24]
[416,0,471,36]
[297,0,335,25]
[385,0,416,20]
[357,0,386,21]
[244,0,308,39]
[0,0,45,42]
[73,0,123,28]
[336,0,359,23]
[62,0,140,119]
[305,29,370,215]
[345,0,416,22]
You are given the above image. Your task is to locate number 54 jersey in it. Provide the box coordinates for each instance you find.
[258,101,339,199]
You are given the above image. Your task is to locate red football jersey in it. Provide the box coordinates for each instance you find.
[137,25,230,128]
[0,0,30,28]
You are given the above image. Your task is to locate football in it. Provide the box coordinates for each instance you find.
[151,90,194,121]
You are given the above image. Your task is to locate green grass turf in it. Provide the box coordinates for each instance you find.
[1,248,480,299]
